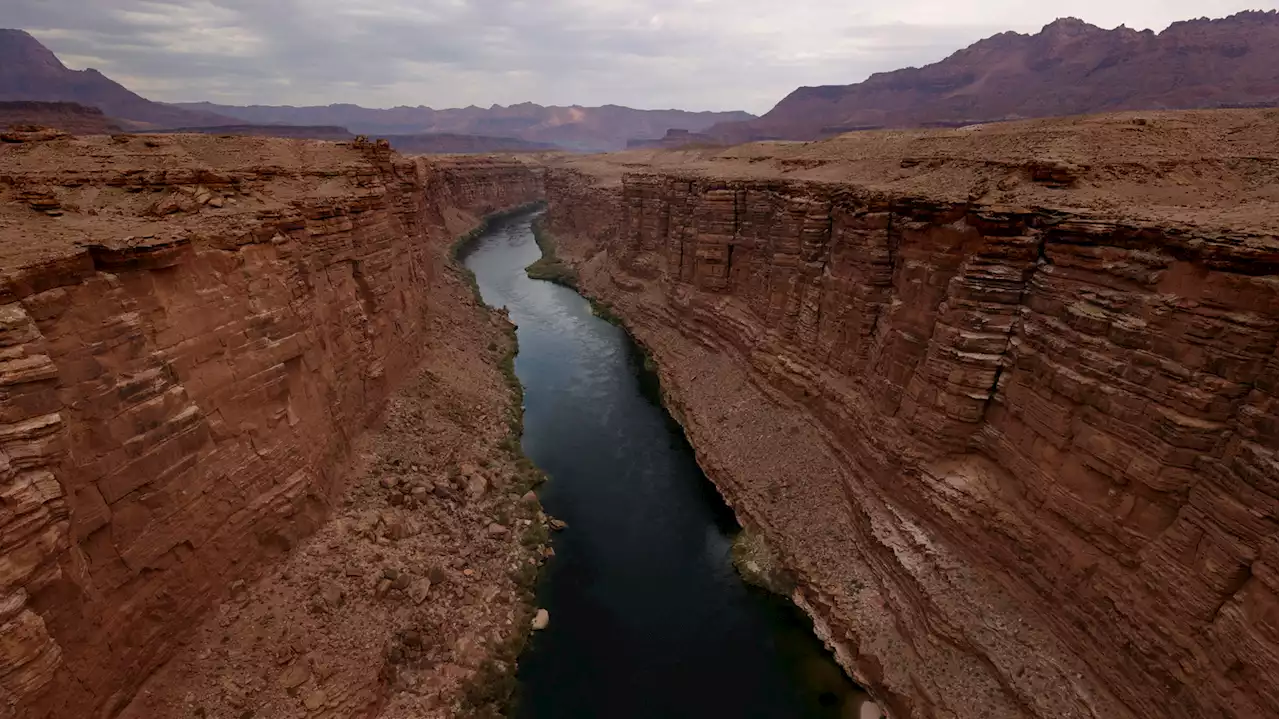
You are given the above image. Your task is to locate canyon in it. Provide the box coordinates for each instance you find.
[540,109,1278,719]
[0,106,1273,719]
[0,131,547,717]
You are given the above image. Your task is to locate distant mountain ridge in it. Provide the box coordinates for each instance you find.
[154,124,557,153]
[172,101,755,152]
[0,28,752,150]
[0,29,237,129]
[707,10,1279,143]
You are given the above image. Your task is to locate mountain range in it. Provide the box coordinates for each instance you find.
[0,29,237,129]
[0,28,751,152]
[171,101,755,152]
[1,11,1276,150]
[707,10,1278,142]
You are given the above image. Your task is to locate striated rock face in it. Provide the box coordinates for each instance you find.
[0,133,541,717]
[543,110,1277,719]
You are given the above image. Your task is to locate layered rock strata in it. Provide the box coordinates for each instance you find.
[0,132,541,717]
[542,110,1278,719]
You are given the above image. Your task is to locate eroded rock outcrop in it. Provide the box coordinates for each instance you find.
[0,133,541,717]
[543,110,1277,719]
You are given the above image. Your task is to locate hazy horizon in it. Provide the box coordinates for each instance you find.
[9,1,1277,114]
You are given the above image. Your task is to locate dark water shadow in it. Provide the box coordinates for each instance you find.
[462,211,875,719]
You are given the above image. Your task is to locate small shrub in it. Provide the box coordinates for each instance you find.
[524,217,579,288]
[520,522,549,549]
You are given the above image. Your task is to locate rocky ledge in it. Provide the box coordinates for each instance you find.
[0,131,545,717]
[541,109,1278,719]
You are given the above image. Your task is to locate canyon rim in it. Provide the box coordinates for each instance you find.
[539,109,1278,719]
[0,7,1276,719]
[0,133,552,717]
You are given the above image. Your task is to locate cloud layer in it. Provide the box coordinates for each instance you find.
[9,0,1277,113]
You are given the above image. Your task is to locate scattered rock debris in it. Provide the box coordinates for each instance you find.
[117,230,551,719]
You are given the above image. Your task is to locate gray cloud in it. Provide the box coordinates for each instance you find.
[8,0,1277,113]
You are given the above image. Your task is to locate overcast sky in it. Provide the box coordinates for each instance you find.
[10,0,1277,113]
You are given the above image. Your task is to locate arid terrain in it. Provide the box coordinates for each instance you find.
[0,131,551,718]
[0,102,119,135]
[0,17,1275,715]
[540,108,1278,719]
[149,126,557,155]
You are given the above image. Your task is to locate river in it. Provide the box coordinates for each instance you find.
[461,211,871,719]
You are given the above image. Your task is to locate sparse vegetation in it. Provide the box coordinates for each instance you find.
[521,521,549,549]
[457,565,541,717]
[450,205,555,719]
[731,528,798,596]
[524,216,580,287]
[452,201,547,311]
[587,297,623,325]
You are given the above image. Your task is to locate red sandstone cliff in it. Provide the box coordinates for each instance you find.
[542,109,1278,719]
[0,132,542,716]
[708,11,1278,143]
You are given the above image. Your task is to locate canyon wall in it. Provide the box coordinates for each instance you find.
[542,112,1277,719]
[0,134,541,717]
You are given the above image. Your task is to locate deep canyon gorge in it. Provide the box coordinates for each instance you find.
[0,107,1274,719]
[0,133,547,717]
[539,109,1278,719]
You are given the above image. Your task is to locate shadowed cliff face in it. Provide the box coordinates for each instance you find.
[0,133,542,717]
[540,110,1277,719]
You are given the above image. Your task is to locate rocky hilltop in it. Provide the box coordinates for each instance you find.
[708,11,1278,142]
[542,109,1278,719]
[0,30,236,130]
[0,131,547,717]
